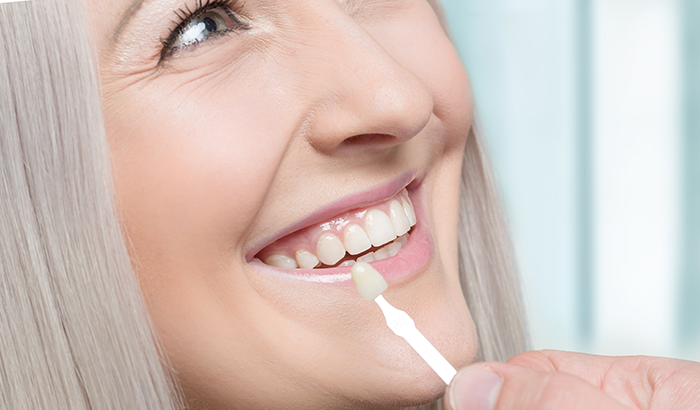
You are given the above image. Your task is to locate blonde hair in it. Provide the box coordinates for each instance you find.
[0,0,180,408]
[459,123,531,363]
[0,0,527,409]
[426,0,529,365]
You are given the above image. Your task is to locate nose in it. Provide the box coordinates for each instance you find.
[296,5,434,153]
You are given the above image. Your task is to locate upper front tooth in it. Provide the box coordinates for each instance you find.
[402,198,417,226]
[264,254,298,269]
[389,200,410,236]
[316,233,346,266]
[343,224,372,255]
[364,209,397,247]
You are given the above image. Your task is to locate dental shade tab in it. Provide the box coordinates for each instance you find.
[350,262,457,384]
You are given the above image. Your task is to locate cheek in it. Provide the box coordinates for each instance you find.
[374,10,472,281]
[104,76,291,295]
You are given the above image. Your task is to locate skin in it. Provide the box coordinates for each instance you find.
[88,0,477,408]
[445,350,700,410]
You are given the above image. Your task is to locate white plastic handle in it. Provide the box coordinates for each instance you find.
[374,295,457,384]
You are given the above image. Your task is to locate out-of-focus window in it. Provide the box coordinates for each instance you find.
[441,0,699,360]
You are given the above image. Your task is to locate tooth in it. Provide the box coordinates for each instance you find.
[385,242,402,257]
[374,247,388,260]
[403,199,417,226]
[339,260,356,267]
[389,200,410,236]
[364,209,397,247]
[263,254,298,269]
[295,250,320,270]
[397,234,408,247]
[402,198,417,226]
[316,233,346,266]
[343,224,372,255]
[357,253,375,263]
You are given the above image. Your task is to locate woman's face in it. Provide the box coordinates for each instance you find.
[89,0,476,407]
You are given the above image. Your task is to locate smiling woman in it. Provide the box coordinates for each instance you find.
[0,0,528,409]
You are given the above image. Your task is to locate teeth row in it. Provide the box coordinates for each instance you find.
[263,198,416,269]
[339,233,409,267]
[265,233,410,270]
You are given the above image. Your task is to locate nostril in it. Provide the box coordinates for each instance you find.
[342,133,396,147]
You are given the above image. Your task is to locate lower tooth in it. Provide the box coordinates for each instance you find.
[386,242,401,257]
[398,234,409,247]
[339,260,356,267]
[357,253,375,263]
[374,248,389,260]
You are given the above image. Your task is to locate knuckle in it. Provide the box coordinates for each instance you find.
[507,350,557,372]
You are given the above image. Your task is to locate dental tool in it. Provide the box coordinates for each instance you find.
[350,262,457,384]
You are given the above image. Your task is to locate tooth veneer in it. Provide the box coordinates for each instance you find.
[257,189,416,269]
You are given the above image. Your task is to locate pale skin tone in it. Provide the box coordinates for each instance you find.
[86,0,700,408]
[446,351,700,410]
[89,0,476,408]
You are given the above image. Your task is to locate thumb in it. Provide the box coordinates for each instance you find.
[444,363,632,410]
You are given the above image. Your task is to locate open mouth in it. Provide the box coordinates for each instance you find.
[255,188,417,270]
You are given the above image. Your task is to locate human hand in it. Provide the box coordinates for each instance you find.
[444,350,700,410]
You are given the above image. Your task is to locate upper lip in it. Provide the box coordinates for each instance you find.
[244,169,423,261]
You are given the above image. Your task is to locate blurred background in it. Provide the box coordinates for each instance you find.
[440,0,699,360]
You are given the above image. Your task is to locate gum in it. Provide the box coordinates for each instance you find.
[256,189,412,265]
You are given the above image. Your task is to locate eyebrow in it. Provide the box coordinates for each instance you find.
[113,0,148,43]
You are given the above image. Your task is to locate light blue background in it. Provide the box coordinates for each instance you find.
[440,0,699,359]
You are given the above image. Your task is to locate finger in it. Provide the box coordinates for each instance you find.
[445,363,633,410]
[507,350,620,384]
[507,350,700,410]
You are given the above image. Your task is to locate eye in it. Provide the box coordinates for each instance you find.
[161,0,246,61]
[173,9,233,48]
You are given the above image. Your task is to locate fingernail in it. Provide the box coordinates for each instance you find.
[448,367,503,410]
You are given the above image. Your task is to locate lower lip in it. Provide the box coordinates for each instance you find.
[248,192,434,286]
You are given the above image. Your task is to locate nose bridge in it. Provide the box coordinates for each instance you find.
[292,4,434,152]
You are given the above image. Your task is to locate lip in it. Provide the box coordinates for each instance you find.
[249,218,433,285]
[246,174,434,286]
[244,169,422,261]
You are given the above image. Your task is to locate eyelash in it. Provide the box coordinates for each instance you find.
[160,0,245,61]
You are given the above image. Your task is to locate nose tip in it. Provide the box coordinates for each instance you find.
[301,20,434,153]
[310,77,433,152]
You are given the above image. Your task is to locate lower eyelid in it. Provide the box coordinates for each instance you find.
[163,29,236,60]
[158,26,247,67]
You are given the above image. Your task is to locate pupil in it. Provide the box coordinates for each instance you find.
[203,17,218,33]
